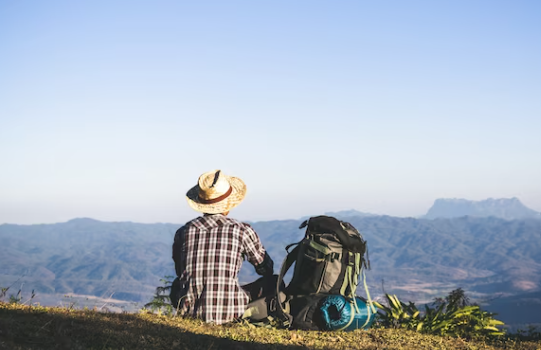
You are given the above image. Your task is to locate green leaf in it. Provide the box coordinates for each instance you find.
[388,295,401,310]
[373,301,386,310]
[489,331,506,336]
[488,319,505,326]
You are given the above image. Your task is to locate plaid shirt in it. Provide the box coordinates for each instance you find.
[172,214,266,324]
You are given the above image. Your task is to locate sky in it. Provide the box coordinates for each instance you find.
[1,0,540,224]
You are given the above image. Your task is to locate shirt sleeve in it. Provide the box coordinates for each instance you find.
[172,225,187,277]
[241,223,266,267]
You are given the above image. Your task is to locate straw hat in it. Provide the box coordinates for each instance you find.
[186,170,247,214]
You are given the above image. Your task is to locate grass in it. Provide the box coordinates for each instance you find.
[1,302,540,350]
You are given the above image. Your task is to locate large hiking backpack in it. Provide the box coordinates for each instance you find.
[275,215,376,330]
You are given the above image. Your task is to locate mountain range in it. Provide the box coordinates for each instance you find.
[1,198,540,326]
[424,197,541,220]
[0,218,177,303]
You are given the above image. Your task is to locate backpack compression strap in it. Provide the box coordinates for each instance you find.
[362,269,377,315]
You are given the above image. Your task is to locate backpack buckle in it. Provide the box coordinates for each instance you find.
[327,252,340,262]
[346,252,355,266]
[269,297,277,312]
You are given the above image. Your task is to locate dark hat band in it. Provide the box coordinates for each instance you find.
[198,186,233,204]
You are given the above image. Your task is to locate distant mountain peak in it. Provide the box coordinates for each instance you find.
[299,209,377,221]
[67,218,101,223]
[424,197,541,220]
[323,209,377,218]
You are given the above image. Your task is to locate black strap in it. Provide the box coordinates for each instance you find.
[277,244,299,293]
[274,243,300,327]
[285,242,299,252]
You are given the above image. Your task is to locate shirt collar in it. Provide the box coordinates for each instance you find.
[190,214,228,230]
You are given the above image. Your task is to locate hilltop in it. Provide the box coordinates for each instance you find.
[1,302,540,350]
[424,198,541,220]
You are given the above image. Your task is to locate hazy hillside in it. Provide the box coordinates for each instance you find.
[0,218,178,303]
[1,214,541,326]
[424,198,541,220]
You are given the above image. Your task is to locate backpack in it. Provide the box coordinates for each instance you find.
[274,215,376,330]
[239,275,290,327]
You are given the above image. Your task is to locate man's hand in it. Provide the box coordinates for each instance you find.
[255,252,274,276]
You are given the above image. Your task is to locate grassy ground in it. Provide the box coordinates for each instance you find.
[1,302,540,350]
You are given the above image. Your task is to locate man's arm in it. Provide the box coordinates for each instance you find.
[241,223,274,276]
[172,226,187,277]
[255,251,274,277]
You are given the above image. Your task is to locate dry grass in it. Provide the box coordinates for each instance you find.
[1,302,539,350]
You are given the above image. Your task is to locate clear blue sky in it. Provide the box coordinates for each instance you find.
[1,0,540,224]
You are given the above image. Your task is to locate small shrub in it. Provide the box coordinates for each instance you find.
[144,275,175,316]
[4,287,36,305]
[9,290,22,304]
[373,288,506,339]
[1,286,9,302]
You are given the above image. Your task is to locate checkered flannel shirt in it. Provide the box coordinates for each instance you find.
[172,214,266,324]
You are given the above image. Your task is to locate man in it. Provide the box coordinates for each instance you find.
[172,169,274,324]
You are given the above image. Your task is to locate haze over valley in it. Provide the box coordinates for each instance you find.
[1,198,540,327]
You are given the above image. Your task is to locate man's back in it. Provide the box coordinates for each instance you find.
[173,214,266,324]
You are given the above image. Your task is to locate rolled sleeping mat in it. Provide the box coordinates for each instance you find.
[344,297,376,331]
[319,295,353,331]
[319,295,375,331]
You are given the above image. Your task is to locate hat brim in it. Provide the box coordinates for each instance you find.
[186,176,247,214]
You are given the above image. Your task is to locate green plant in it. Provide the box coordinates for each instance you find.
[8,288,36,305]
[144,275,175,316]
[1,276,37,305]
[374,289,506,339]
[0,286,9,301]
[445,287,470,308]
[9,289,22,304]
[373,294,422,330]
[424,304,505,338]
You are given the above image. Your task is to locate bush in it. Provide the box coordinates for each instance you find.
[143,276,175,316]
[373,288,505,339]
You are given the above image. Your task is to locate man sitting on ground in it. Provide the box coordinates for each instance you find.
[172,170,274,324]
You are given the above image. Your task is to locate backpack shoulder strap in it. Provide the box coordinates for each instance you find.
[277,242,300,292]
[274,242,300,327]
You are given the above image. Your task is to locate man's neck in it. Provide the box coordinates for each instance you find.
[203,212,229,216]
